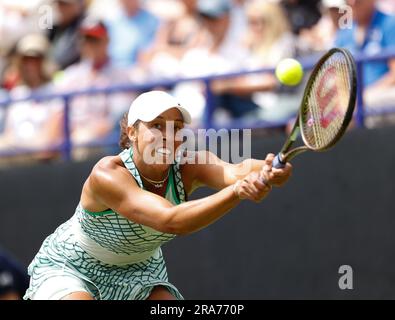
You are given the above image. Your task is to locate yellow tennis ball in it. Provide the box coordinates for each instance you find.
[275,58,304,86]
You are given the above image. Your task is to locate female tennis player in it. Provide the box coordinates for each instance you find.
[24,91,292,300]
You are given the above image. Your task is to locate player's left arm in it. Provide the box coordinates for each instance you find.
[183,151,292,193]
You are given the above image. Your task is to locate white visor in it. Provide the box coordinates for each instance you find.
[127,91,192,126]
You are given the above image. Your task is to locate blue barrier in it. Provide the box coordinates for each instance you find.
[0,50,395,160]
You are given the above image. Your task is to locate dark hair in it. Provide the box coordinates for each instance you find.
[119,112,130,150]
[119,112,140,150]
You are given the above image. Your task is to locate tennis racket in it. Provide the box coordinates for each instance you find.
[272,48,357,169]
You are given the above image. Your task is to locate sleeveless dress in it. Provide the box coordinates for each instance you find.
[24,147,186,300]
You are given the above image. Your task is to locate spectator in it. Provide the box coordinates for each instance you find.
[106,0,160,68]
[86,0,122,19]
[280,0,322,35]
[335,0,395,127]
[173,0,256,124]
[227,0,248,53]
[0,33,63,161]
[139,0,210,80]
[0,53,5,86]
[0,1,45,92]
[209,0,299,123]
[48,0,86,70]
[0,248,29,300]
[55,17,133,159]
[242,0,295,68]
[0,46,20,92]
[0,1,43,62]
[298,0,347,53]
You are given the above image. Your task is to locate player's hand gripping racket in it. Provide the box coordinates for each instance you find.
[272,48,357,169]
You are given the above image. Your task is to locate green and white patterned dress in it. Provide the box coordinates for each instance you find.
[24,148,186,300]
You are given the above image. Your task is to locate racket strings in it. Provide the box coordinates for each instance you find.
[302,52,352,149]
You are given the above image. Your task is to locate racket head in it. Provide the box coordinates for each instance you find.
[298,48,357,152]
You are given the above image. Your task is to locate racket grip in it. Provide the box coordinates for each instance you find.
[273,154,286,169]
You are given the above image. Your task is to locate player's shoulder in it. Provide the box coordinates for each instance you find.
[89,155,127,187]
[94,155,120,172]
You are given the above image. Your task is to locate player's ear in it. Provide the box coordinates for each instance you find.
[127,126,136,143]
[127,120,140,144]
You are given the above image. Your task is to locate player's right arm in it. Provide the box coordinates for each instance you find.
[84,158,271,236]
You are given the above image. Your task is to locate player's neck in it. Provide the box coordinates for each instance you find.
[132,151,170,182]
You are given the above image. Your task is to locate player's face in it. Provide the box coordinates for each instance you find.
[133,108,185,165]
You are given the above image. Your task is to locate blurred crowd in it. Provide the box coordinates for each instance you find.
[0,0,394,164]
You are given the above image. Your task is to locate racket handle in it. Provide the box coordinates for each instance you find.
[273,154,286,169]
